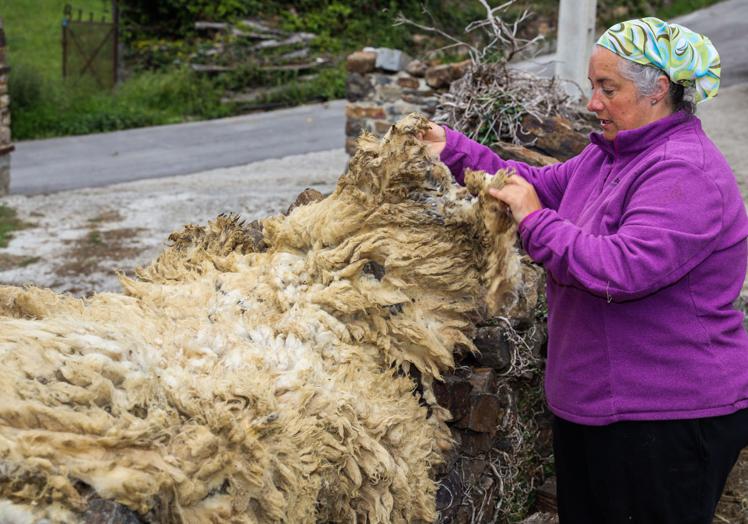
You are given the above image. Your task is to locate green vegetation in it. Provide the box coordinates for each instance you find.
[0,0,108,78]
[0,204,29,248]
[0,0,727,141]
[10,66,228,140]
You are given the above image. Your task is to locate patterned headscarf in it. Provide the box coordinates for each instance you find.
[596,17,720,103]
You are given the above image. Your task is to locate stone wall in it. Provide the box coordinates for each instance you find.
[344,47,588,166]
[347,50,554,520]
[345,48,470,155]
[0,18,12,196]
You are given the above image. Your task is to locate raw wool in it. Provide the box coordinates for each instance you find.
[0,114,530,523]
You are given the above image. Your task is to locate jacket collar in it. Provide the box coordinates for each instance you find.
[589,111,696,157]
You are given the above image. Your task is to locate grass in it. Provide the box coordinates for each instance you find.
[0,0,729,140]
[0,0,109,81]
[11,66,229,140]
[2,0,230,140]
[0,203,30,248]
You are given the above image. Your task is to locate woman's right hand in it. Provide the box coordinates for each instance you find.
[419,122,447,157]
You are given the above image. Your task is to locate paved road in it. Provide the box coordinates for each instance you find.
[9,0,747,195]
[10,100,346,194]
[674,0,748,87]
[514,0,748,87]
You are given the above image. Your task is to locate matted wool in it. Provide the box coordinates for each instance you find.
[0,114,531,523]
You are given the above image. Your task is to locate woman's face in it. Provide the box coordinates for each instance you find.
[586,46,666,141]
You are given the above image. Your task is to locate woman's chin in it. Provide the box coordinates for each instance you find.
[602,128,618,141]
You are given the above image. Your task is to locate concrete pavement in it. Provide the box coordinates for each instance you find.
[10,99,346,194]
[8,0,747,195]
[513,0,748,88]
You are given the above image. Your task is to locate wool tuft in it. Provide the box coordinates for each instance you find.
[0,114,533,522]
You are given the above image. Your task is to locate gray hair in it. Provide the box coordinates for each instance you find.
[617,58,696,114]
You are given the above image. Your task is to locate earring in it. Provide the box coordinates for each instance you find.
[650,99,657,106]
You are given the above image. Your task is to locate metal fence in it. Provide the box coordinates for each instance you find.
[62,2,119,89]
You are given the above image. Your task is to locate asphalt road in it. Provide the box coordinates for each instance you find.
[8,0,747,195]
[10,100,346,194]
[674,0,748,87]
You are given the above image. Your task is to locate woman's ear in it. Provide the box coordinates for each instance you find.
[653,75,671,105]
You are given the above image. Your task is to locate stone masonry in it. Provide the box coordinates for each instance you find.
[345,47,470,155]
[347,49,555,523]
[0,18,12,196]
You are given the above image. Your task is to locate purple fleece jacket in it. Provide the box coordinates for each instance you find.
[441,111,748,425]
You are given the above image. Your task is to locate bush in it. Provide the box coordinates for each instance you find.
[8,63,46,112]
[11,68,229,140]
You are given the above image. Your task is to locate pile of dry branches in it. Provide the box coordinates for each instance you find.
[397,0,581,146]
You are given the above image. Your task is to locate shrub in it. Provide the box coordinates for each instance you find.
[11,67,228,140]
[8,63,46,112]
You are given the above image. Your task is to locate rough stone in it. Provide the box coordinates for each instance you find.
[405,59,428,78]
[396,76,420,89]
[433,374,472,421]
[371,73,394,86]
[400,93,439,108]
[377,84,403,103]
[345,103,386,120]
[346,51,377,74]
[374,48,412,72]
[345,72,374,102]
[492,142,559,167]
[458,429,494,456]
[467,368,497,394]
[373,120,392,134]
[425,63,453,89]
[0,157,8,196]
[425,60,471,89]
[81,497,142,524]
[286,188,324,215]
[345,137,357,156]
[519,115,588,161]
[455,393,503,433]
[386,100,423,117]
[473,326,512,370]
[345,117,366,138]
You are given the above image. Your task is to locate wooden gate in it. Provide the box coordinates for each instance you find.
[62,2,119,88]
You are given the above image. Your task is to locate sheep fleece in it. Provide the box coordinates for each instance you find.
[0,114,528,523]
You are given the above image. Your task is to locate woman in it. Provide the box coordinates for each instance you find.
[422,18,748,523]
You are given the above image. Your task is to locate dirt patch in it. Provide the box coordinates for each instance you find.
[55,227,146,279]
[0,204,33,248]
[86,209,124,224]
[715,449,748,524]
[0,253,40,272]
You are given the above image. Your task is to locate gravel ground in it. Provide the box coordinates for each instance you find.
[1,86,745,296]
[0,148,347,295]
[0,90,747,521]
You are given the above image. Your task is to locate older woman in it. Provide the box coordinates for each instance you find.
[422,18,748,523]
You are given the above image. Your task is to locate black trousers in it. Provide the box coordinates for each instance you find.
[553,408,748,524]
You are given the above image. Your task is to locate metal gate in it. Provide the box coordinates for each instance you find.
[62,2,119,88]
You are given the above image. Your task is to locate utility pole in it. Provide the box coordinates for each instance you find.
[555,0,597,97]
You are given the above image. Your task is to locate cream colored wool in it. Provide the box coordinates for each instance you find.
[0,114,531,523]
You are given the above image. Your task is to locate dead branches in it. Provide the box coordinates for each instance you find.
[396,0,580,147]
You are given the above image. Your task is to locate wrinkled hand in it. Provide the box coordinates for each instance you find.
[417,122,447,157]
[488,174,542,223]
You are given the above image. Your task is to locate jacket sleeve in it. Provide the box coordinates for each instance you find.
[439,126,582,211]
[518,159,724,302]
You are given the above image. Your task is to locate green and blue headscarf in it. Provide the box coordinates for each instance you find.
[596,17,720,103]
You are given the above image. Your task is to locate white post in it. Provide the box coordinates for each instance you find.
[555,0,597,96]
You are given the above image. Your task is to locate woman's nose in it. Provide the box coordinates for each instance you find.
[587,93,604,113]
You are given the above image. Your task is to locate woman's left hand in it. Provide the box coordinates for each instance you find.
[487,174,543,223]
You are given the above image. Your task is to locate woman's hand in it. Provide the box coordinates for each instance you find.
[488,174,543,223]
[418,122,447,157]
